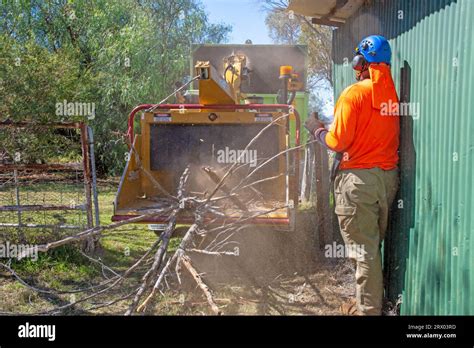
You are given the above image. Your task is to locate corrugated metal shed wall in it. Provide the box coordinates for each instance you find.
[332,0,474,314]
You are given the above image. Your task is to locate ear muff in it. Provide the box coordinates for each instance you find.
[352,54,368,71]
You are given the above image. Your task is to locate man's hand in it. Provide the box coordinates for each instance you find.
[304,112,325,135]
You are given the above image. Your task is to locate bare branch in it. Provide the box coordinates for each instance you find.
[181,255,221,315]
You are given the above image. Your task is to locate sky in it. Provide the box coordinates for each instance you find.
[200,0,273,44]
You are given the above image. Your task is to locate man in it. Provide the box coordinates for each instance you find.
[305,35,400,315]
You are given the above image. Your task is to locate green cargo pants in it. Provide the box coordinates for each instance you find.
[334,167,399,315]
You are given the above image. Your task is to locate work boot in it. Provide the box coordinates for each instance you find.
[339,298,361,315]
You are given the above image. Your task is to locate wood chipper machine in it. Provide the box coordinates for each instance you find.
[112,45,308,232]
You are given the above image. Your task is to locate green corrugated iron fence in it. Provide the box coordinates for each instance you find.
[332,0,474,314]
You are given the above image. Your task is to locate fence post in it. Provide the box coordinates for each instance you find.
[314,142,332,249]
[80,122,99,252]
[87,126,100,227]
[13,169,26,242]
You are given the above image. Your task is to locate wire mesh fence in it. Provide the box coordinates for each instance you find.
[0,122,96,244]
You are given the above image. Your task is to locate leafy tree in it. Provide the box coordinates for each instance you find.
[265,10,301,44]
[261,0,333,88]
[0,0,231,175]
[0,33,95,163]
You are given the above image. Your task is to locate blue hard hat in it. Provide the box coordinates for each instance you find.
[355,35,391,64]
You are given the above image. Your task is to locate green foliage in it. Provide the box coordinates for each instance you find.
[261,0,332,88]
[0,0,232,175]
[0,34,93,163]
[265,10,301,44]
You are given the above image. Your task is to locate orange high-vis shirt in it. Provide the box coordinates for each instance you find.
[325,64,400,170]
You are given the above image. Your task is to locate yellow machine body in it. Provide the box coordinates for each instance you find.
[195,61,237,105]
[113,58,297,227]
[114,109,292,224]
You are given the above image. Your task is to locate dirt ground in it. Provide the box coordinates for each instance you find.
[165,220,356,315]
[152,259,356,315]
[0,237,355,316]
[0,232,356,316]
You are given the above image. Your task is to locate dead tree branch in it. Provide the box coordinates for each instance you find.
[180,254,221,315]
